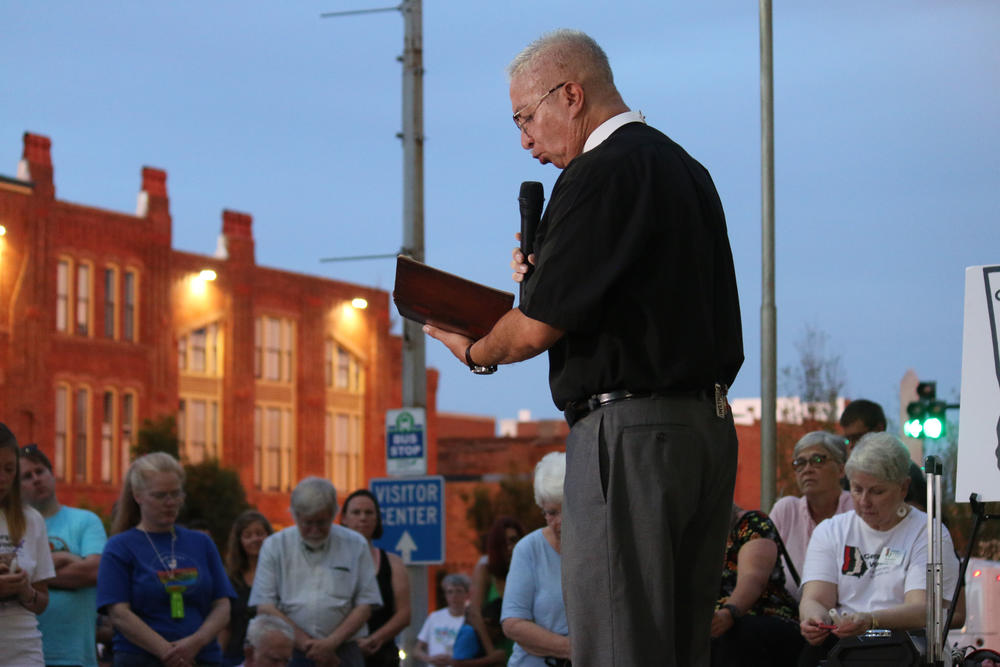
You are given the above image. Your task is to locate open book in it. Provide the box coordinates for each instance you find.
[393,255,514,340]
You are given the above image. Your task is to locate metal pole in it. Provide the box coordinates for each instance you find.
[399,2,428,664]
[759,0,777,511]
[400,0,425,410]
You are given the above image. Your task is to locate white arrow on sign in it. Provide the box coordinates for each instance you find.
[395,530,417,564]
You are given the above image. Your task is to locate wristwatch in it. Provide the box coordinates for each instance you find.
[465,343,497,375]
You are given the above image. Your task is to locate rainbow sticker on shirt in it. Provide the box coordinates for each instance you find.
[157,566,198,589]
[156,567,198,619]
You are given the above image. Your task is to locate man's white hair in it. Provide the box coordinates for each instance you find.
[506,28,614,89]
[290,476,338,518]
[245,613,295,649]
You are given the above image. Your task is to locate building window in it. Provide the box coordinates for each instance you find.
[179,323,221,377]
[191,328,207,373]
[178,337,187,372]
[254,407,262,487]
[54,385,69,479]
[336,346,350,388]
[254,404,293,491]
[101,391,115,483]
[74,387,89,481]
[255,316,294,382]
[328,411,362,493]
[123,269,136,342]
[325,340,334,387]
[178,398,210,464]
[56,259,70,333]
[121,392,135,480]
[332,344,364,393]
[104,267,118,339]
[210,401,219,460]
[76,264,91,336]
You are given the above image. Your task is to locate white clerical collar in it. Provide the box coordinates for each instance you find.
[583,110,647,153]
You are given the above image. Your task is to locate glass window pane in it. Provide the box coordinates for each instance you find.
[56,260,69,333]
[104,268,116,339]
[74,388,88,481]
[123,271,135,341]
[76,265,90,336]
[54,386,68,478]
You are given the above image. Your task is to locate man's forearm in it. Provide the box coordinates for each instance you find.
[327,604,372,648]
[471,308,562,366]
[49,554,100,589]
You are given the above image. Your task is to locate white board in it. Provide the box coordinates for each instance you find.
[956,265,1000,502]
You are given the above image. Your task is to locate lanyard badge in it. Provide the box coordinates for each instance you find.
[167,586,186,619]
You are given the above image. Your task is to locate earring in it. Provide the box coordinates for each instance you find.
[896,504,909,518]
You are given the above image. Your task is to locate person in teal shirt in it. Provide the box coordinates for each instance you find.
[21,443,108,667]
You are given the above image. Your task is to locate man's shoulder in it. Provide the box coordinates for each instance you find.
[331,523,369,551]
[263,526,299,550]
[53,504,104,526]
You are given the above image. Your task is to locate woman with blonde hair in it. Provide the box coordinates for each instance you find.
[0,423,54,665]
[98,451,235,666]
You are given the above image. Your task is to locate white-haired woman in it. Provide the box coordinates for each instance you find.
[97,452,235,667]
[770,431,853,599]
[797,433,963,666]
[500,452,570,667]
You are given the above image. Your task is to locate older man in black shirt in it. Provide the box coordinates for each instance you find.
[424,29,743,666]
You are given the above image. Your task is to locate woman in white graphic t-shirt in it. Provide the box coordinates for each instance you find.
[797,432,964,666]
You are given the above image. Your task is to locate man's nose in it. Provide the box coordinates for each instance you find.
[520,130,533,150]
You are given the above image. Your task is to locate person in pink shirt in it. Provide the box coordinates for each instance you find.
[770,432,853,599]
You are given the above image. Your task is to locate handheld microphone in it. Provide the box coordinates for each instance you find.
[518,181,544,300]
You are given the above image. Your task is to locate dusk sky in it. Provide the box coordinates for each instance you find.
[3,2,997,430]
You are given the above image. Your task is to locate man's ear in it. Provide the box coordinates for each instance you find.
[563,81,585,117]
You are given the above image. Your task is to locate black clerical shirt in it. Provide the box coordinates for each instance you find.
[519,122,743,410]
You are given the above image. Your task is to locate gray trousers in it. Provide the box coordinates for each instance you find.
[561,395,738,667]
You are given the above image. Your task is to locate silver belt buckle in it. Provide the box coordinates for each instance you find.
[714,383,727,419]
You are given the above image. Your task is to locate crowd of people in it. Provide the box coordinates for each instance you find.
[0,26,991,667]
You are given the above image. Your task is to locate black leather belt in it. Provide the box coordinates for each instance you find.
[564,385,727,426]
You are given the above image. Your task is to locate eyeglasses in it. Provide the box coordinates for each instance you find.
[792,453,830,470]
[147,489,185,502]
[513,82,566,132]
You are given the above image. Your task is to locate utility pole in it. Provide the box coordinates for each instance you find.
[759,0,777,511]
[400,0,425,411]
[321,2,426,664]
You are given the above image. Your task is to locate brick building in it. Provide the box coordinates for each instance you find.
[0,131,443,519]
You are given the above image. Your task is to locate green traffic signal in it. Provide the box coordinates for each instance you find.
[903,397,948,439]
[924,401,947,439]
[903,417,924,438]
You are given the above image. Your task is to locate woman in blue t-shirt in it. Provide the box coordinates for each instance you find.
[97,452,235,666]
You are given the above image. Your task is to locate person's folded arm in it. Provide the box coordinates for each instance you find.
[49,553,101,589]
[502,617,570,660]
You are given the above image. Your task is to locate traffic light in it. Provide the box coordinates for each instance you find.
[904,402,925,438]
[923,400,947,439]
[904,381,948,439]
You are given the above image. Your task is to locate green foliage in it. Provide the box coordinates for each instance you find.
[463,471,545,550]
[133,415,180,459]
[178,459,251,552]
